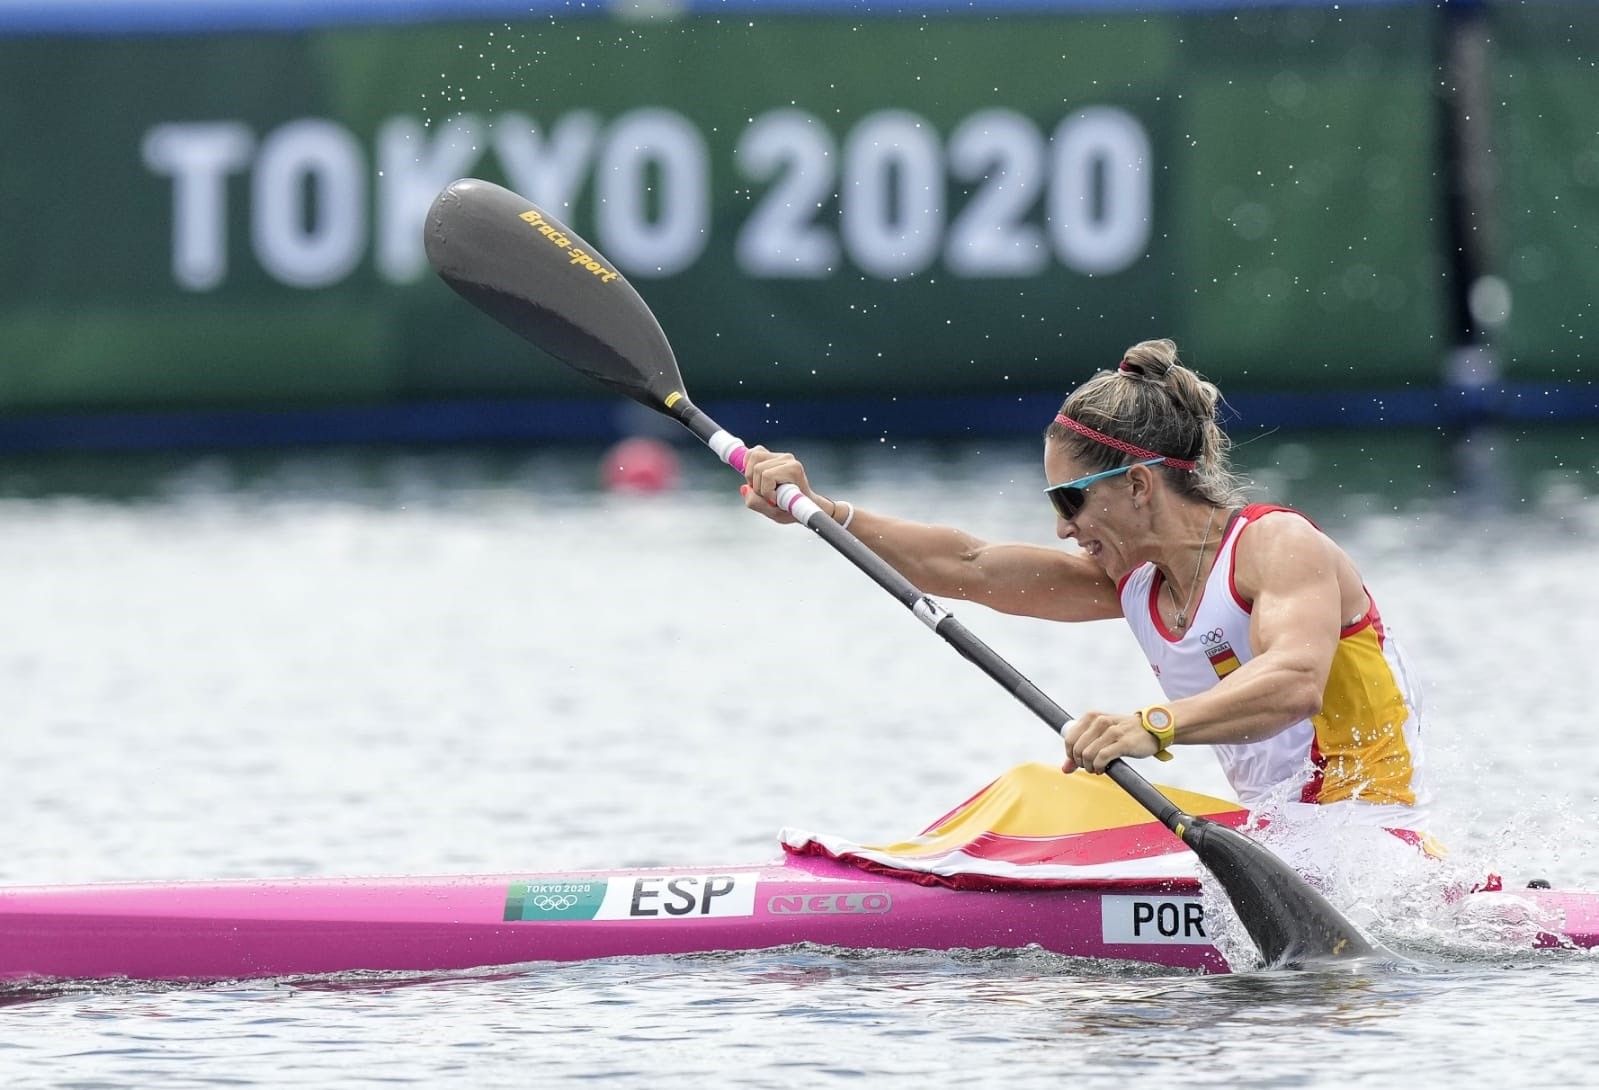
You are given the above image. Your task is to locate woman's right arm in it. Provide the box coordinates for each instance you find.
[742,447,1121,623]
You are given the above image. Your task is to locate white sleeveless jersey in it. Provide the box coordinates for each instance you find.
[1118,504,1430,815]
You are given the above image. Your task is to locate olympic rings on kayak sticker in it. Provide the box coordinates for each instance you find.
[531,895,580,912]
[504,874,758,922]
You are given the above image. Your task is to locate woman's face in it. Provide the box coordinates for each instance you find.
[1043,441,1145,578]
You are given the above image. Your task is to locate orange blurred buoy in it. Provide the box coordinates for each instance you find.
[600,436,680,493]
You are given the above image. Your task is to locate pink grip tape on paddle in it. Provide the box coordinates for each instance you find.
[714,433,818,521]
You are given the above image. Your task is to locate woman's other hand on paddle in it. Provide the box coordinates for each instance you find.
[741,446,825,525]
[1063,710,1157,773]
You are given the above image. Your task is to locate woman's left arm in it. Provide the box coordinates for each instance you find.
[1064,514,1347,771]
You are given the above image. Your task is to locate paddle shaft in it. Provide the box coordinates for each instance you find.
[675,402,1188,833]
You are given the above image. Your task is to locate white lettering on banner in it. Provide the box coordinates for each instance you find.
[1100,895,1209,945]
[593,108,709,277]
[590,874,757,920]
[141,122,255,291]
[946,108,1048,278]
[739,105,1151,280]
[840,109,944,279]
[494,110,599,220]
[252,119,367,288]
[1048,107,1153,276]
[735,109,840,278]
[376,114,484,284]
[141,106,1153,290]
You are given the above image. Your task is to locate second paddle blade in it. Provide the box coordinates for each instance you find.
[423,178,687,411]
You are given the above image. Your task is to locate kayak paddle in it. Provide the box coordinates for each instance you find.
[422,177,1374,969]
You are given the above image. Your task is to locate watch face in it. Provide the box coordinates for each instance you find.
[1145,708,1173,731]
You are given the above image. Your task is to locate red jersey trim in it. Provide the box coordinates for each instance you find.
[1300,735,1327,803]
[1147,507,1248,643]
[1340,592,1381,640]
[1226,504,1319,612]
[1146,571,1176,642]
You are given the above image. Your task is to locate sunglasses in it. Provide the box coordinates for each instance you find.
[1044,457,1164,520]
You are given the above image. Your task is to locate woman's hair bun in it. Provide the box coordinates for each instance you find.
[1118,340,1179,381]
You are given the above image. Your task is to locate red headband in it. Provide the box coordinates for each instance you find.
[1052,414,1197,472]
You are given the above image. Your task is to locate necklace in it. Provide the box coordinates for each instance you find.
[1165,504,1218,630]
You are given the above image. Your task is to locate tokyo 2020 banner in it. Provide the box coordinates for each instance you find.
[9,3,1582,423]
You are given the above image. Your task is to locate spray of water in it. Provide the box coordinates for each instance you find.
[1197,782,1598,971]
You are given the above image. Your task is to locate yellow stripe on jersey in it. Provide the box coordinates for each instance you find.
[1310,625,1416,806]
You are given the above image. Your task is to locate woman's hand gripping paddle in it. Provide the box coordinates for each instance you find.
[423,177,1376,969]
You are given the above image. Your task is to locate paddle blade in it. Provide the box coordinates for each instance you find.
[1185,818,1376,967]
[423,178,687,412]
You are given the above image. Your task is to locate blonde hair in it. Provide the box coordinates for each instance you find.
[1045,339,1248,506]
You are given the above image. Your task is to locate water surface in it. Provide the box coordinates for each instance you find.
[3,432,1597,1086]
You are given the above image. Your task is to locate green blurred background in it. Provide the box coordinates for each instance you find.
[0,0,1594,449]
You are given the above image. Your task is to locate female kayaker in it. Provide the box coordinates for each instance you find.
[739,338,1432,831]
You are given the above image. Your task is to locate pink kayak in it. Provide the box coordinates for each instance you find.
[3,766,1593,983]
[0,852,1230,982]
[4,853,1596,984]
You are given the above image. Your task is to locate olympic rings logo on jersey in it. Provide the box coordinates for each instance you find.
[1200,629,1226,646]
[532,895,580,911]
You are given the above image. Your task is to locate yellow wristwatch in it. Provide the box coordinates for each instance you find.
[1138,705,1176,761]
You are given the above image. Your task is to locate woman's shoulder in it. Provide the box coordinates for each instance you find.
[1232,503,1355,590]
[1235,502,1332,540]
[1237,502,1319,529]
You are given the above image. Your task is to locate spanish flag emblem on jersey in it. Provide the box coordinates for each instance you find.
[1206,640,1242,678]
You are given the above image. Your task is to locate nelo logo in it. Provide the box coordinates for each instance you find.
[767,893,893,915]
